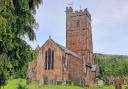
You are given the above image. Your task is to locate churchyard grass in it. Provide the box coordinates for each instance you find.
[4,79,84,89]
[3,79,126,89]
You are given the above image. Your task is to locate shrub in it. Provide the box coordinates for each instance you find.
[17,79,28,89]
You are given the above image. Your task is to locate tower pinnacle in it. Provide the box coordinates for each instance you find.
[67,1,73,7]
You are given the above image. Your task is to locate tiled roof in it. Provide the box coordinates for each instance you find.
[50,39,81,59]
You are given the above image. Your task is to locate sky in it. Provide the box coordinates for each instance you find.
[29,0,128,55]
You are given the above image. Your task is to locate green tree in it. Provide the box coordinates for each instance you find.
[0,0,43,87]
[95,53,128,81]
[121,59,128,76]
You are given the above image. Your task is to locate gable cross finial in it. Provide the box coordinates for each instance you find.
[49,35,51,39]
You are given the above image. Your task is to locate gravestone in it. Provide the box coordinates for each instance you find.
[114,77,122,89]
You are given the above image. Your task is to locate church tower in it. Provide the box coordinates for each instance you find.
[66,6,95,86]
[66,7,93,64]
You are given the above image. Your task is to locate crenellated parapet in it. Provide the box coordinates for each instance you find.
[66,7,73,13]
[66,7,91,21]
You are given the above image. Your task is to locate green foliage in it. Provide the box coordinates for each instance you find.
[94,53,128,80]
[124,75,128,82]
[0,0,43,87]
[0,73,7,89]
[0,54,11,88]
[17,79,28,89]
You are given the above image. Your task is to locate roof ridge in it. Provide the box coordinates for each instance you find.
[41,38,81,59]
[51,39,81,59]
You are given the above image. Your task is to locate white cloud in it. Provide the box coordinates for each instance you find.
[92,0,128,28]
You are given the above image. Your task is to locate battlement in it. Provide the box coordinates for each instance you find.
[66,7,91,20]
[66,7,73,12]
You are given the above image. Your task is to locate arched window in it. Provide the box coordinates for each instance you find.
[45,48,54,70]
[48,48,51,70]
[45,51,47,70]
[51,50,54,69]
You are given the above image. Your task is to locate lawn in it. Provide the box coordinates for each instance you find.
[95,85,126,89]
[4,79,84,89]
[3,79,126,89]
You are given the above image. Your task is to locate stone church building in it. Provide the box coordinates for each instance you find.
[27,7,96,86]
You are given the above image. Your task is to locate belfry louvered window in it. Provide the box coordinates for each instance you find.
[76,20,80,27]
[45,48,54,70]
